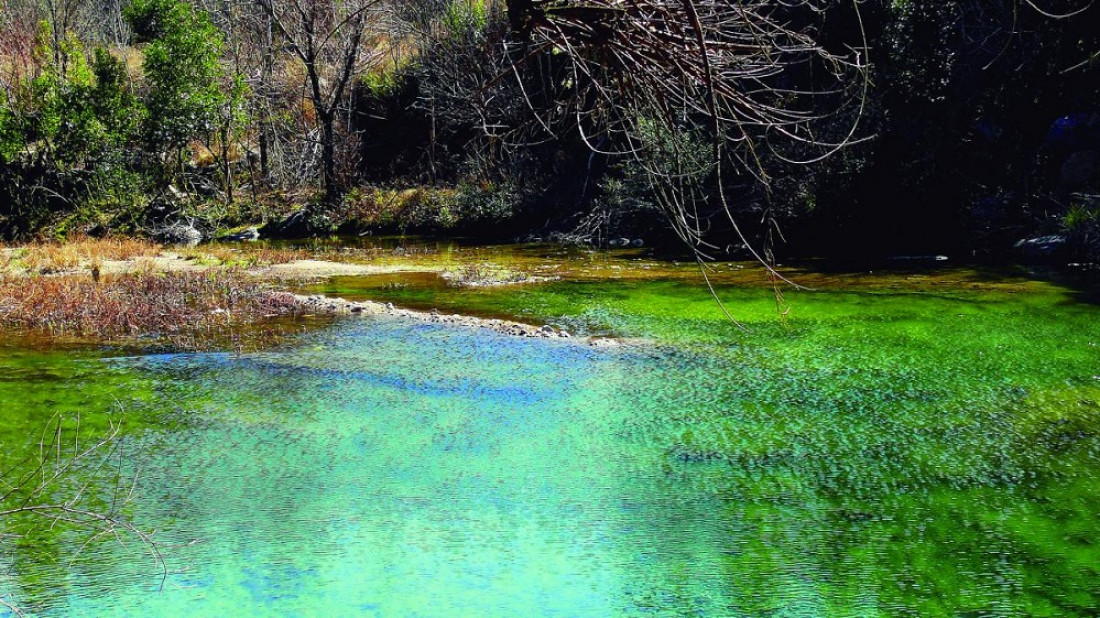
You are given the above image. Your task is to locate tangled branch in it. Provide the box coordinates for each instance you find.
[501,0,869,313]
[0,412,164,613]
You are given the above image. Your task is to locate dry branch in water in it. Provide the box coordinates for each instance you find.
[0,413,166,615]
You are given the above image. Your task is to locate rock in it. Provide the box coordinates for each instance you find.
[221,227,260,242]
[1014,235,1067,260]
[559,330,571,338]
[887,255,949,263]
[260,208,327,239]
[608,238,631,248]
[1060,150,1098,188]
[167,185,188,201]
[153,223,203,246]
[541,325,554,334]
[631,238,644,247]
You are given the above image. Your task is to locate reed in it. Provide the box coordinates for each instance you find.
[0,270,307,349]
[178,245,306,268]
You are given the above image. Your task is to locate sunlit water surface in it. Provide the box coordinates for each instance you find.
[1,258,1099,616]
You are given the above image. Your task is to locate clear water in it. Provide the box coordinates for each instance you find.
[1,257,1099,616]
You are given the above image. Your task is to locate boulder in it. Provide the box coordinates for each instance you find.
[261,208,332,238]
[1060,150,1098,188]
[153,223,203,246]
[221,227,260,242]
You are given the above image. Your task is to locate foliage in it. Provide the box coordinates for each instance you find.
[1064,195,1100,260]
[124,0,238,160]
[0,0,1098,254]
[0,102,25,164]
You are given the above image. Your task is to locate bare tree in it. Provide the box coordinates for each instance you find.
[255,0,385,203]
[502,0,869,282]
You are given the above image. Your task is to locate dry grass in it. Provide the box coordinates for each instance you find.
[441,264,543,287]
[14,238,161,274]
[178,245,306,268]
[0,270,310,350]
[0,245,14,271]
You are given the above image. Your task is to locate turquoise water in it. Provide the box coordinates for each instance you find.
[1,263,1099,616]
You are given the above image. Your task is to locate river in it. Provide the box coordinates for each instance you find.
[1,244,1098,616]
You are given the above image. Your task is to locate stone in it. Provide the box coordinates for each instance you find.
[153,223,203,247]
[167,185,188,201]
[222,227,260,242]
[260,208,326,239]
[1060,150,1098,187]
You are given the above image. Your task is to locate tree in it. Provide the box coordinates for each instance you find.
[125,0,245,190]
[255,0,384,203]
[495,0,867,280]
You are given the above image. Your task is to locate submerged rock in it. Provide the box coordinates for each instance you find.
[887,255,949,263]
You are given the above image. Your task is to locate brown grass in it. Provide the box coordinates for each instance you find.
[15,237,161,274]
[0,245,14,271]
[0,270,311,350]
[179,245,306,268]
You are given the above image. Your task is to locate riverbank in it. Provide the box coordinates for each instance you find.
[0,238,600,349]
[4,235,1094,350]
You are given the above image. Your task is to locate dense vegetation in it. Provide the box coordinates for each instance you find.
[0,0,1097,260]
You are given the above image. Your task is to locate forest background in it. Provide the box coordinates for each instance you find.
[1,0,1098,261]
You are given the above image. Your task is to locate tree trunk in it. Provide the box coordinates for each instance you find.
[320,111,338,204]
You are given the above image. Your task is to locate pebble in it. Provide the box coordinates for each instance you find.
[286,293,645,346]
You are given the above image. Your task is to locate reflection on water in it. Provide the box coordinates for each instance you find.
[1,270,1099,616]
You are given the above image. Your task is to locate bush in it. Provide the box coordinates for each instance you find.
[1064,195,1100,260]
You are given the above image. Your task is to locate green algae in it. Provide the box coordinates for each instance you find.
[2,245,1099,616]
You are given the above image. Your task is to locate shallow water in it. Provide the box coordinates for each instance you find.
[1,249,1099,616]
